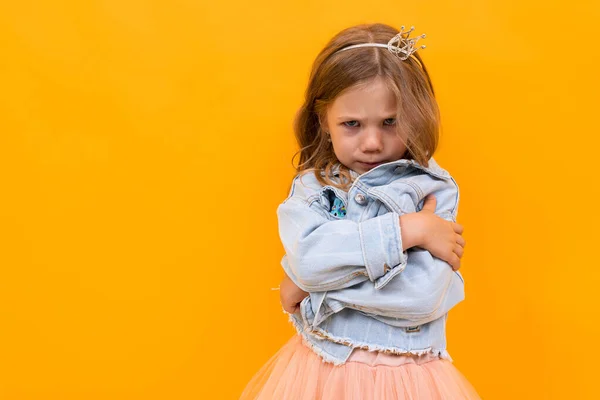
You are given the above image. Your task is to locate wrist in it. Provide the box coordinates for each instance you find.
[399,213,424,250]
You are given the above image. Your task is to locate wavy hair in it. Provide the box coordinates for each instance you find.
[292,23,441,191]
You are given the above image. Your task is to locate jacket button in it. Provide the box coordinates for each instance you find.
[354,193,367,205]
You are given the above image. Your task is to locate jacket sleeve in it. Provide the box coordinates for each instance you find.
[311,175,465,326]
[278,173,410,292]
[315,255,465,326]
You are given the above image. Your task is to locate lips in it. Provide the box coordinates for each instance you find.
[360,161,385,166]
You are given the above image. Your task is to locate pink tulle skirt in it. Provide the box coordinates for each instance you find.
[240,334,481,399]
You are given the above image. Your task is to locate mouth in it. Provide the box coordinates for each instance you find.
[358,161,385,168]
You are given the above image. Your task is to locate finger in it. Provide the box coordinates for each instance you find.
[453,222,464,234]
[450,254,461,271]
[454,244,464,258]
[445,250,460,270]
[456,234,466,248]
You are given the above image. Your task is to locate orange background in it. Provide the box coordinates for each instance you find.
[1,1,598,399]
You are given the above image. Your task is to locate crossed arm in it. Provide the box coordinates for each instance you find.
[278,173,465,322]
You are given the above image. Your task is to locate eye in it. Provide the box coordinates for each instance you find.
[383,118,396,126]
[342,120,359,128]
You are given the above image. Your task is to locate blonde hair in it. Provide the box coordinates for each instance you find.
[291,23,441,191]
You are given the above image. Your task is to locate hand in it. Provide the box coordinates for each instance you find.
[411,195,466,271]
[279,274,309,314]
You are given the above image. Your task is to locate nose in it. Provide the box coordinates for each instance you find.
[360,127,384,153]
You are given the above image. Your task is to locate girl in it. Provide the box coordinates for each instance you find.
[240,23,481,399]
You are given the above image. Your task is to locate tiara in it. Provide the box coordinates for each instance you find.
[334,26,426,62]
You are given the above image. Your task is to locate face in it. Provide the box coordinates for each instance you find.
[322,76,408,175]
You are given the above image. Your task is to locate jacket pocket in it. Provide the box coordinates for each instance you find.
[367,186,416,216]
[312,186,348,220]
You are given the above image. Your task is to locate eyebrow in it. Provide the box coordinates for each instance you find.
[336,115,396,120]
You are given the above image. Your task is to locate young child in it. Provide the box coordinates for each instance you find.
[240,23,481,399]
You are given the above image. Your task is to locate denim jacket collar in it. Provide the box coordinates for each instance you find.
[320,157,450,182]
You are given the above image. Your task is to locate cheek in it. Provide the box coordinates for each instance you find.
[331,141,353,159]
[389,136,407,151]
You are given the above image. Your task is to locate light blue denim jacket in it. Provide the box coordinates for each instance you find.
[278,157,466,365]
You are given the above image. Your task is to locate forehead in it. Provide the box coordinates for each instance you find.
[329,77,397,117]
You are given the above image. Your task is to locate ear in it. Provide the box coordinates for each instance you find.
[318,114,330,134]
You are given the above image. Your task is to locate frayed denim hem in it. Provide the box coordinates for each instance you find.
[286,311,454,366]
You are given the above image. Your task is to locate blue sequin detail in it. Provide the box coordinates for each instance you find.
[329,197,347,218]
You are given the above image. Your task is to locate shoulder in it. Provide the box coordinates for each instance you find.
[384,157,458,191]
[404,157,456,184]
[392,158,461,219]
[282,170,325,204]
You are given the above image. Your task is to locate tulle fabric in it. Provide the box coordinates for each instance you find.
[240,334,481,400]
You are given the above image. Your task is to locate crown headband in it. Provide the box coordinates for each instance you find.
[333,26,426,64]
